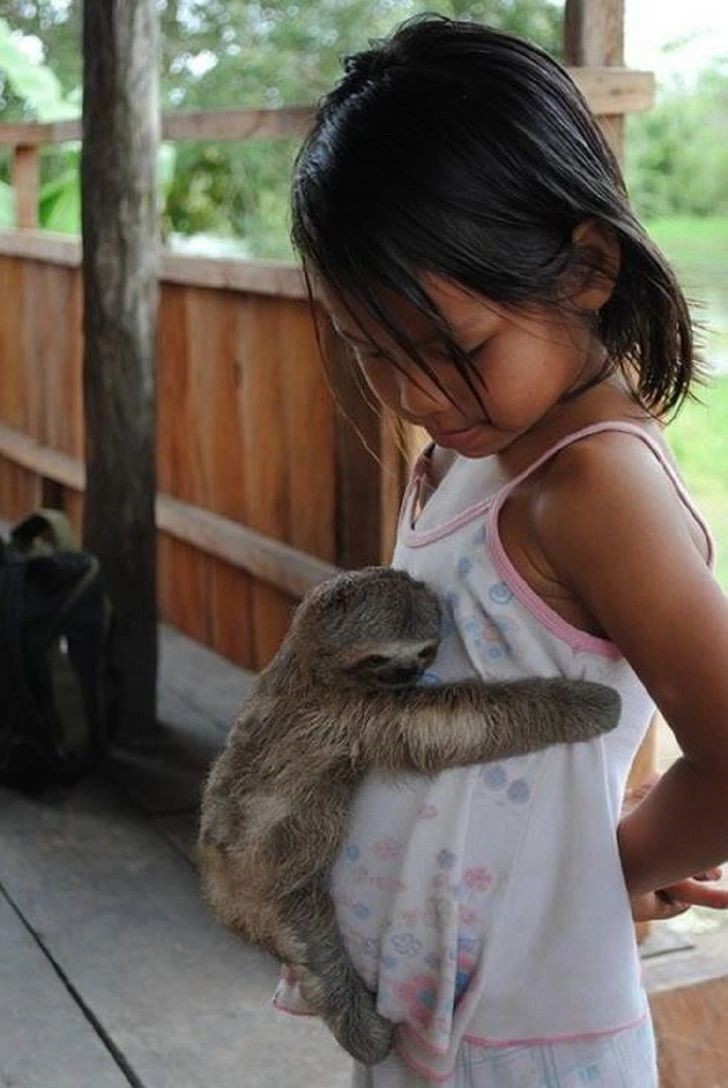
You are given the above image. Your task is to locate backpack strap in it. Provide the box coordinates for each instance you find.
[10,509,78,554]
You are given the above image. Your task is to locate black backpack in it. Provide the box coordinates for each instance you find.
[0,509,116,792]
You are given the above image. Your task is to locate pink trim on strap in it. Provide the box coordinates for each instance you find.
[485,421,715,658]
[402,446,497,547]
[400,422,716,659]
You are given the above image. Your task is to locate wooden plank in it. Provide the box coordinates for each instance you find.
[564,0,626,156]
[0,890,129,1088]
[0,422,83,490]
[159,252,306,298]
[0,72,652,149]
[161,106,314,142]
[326,322,383,569]
[0,232,307,299]
[21,261,82,453]
[0,777,350,1088]
[564,4,624,66]
[0,229,80,266]
[0,255,27,431]
[0,458,39,525]
[277,298,336,564]
[239,295,301,667]
[11,145,40,228]
[0,119,81,145]
[0,422,338,595]
[570,67,653,116]
[650,978,728,1088]
[0,106,313,146]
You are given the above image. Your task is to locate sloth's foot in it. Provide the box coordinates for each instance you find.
[328,990,394,1065]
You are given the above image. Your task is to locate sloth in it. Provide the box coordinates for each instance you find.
[198,566,620,1065]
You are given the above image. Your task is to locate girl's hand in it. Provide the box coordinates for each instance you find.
[628,869,726,922]
[621,775,728,922]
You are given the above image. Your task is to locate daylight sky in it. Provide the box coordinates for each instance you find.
[625,0,728,82]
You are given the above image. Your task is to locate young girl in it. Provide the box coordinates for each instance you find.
[274,16,728,1086]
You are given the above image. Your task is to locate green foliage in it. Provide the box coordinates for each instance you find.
[0,15,75,120]
[667,374,728,591]
[0,0,561,255]
[626,63,728,221]
[0,178,14,226]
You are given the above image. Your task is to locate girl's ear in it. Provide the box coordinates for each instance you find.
[569,218,621,312]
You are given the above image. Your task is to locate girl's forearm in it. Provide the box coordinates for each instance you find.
[617,756,728,896]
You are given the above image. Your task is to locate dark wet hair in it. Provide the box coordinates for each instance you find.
[291,14,699,417]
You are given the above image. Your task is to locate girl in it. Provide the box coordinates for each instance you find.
[274,15,728,1086]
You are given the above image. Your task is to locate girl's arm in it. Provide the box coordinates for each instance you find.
[533,432,728,900]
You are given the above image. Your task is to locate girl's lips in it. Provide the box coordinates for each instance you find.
[432,423,485,446]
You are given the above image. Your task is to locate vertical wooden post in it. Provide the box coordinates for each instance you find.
[81,1,160,739]
[564,0,625,155]
[12,145,40,228]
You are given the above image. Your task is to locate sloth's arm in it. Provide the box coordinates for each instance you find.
[359,678,620,773]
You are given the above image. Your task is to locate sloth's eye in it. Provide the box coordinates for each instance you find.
[362,654,390,667]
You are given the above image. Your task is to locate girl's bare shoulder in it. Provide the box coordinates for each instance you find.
[498,381,710,636]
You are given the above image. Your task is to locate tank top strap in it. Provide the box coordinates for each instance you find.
[491,420,715,568]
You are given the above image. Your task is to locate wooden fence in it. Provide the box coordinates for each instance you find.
[0,57,655,672]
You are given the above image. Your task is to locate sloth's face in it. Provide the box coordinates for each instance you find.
[293,568,442,690]
[344,637,439,690]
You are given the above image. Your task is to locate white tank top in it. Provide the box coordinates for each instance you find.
[274,422,714,1081]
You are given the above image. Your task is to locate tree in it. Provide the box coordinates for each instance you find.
[626,60,728,220]
[1,0,563,255]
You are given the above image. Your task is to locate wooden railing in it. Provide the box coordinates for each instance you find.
[0,65,654,671]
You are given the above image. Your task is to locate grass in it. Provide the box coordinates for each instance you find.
[666,374,728,591]
[646,216,728,258]
[638,216,728,591]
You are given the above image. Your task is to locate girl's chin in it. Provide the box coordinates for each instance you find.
[432,424,507,456]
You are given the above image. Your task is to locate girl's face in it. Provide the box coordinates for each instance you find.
[322,274,608,459]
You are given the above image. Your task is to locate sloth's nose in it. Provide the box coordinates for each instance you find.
[385,665,421,686]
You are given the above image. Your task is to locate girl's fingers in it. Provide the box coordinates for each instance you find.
[661,879,728,910]
[692,868,723,882]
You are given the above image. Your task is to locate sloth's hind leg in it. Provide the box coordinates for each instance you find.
[277,882,393,1065]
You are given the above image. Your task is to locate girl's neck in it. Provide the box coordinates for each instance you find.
[502,373,651,476]
[427,373,651,488]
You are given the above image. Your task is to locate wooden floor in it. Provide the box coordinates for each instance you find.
[2,622,727,1087]
[651,978,728,1088]
[0,624,351,1088]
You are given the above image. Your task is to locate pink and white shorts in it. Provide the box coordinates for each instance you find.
[352,1015,658,1087]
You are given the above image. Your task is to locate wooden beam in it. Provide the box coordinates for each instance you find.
[564,2,624,66]
[0,71,653,148]
[0,423,337,596]
[11,146,40,228]
[0,230,308,298]
[564,0,626,155]
[81,0,160,738]
[160,251,306,298]
[0,106,313,146]
[161,106,314,141]
[570,67,653,116]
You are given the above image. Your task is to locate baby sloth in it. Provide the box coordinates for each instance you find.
[199,567,620,1065]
